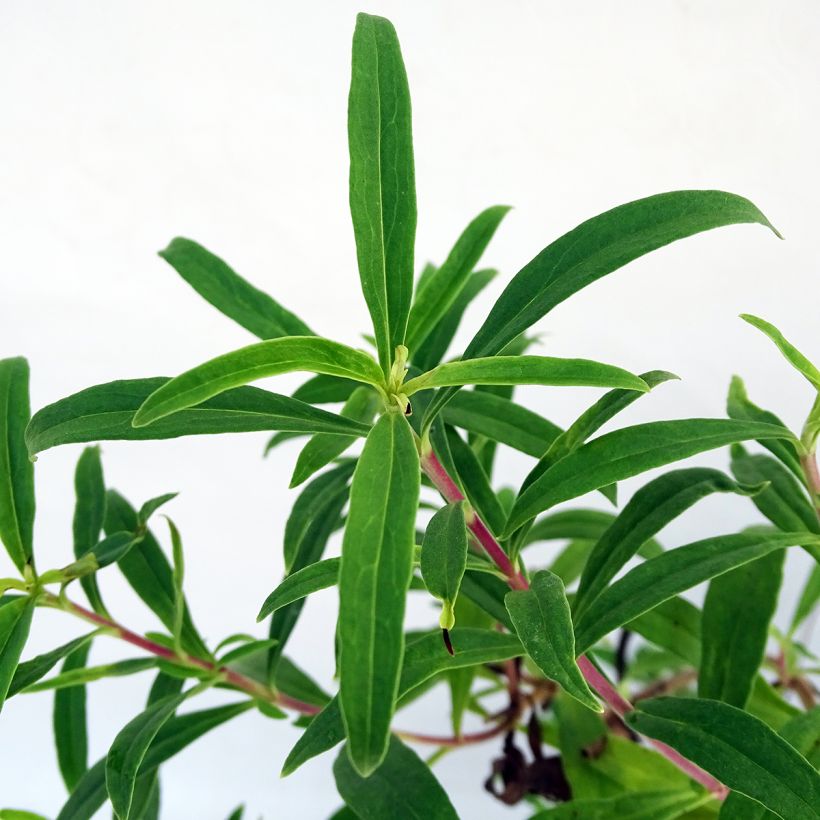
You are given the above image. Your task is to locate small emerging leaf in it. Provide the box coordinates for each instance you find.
[420,502,469,631]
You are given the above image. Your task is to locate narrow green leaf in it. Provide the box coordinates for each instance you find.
[727,375,806,485]
[106,693,187,819]
[270,469,350,674]
[424,190,778,423]
[528,789,708,819]
[290,386,379,488]
[699,550,784,708]
[405,355,648,397]
[420,502,469,630]
[9,631,95,697]
[627,596,702,666]
[292,375,360,404]
[283,461,354,573]
[218,638,278,665]
[159,237,313,339]
[103,491,209,659]
[58,700,250,820]
[792,563,820,633]
[441,389,562,458]
[282,627,521,775]
[520,369,678,494]
[257,557,340,621]
[165,518,185,652]
[627,697,820,819]
[470,191,778,359]
[0,358,34,572]
[574,531,820,654]
[548,540,596,586]
[445,426,506,536]
[334,736,457,819]
[406,206,509,352]
[225,806,244,820]
[27,378,371,456]
[720,707,820,818]
[91,531,144,569]
[0,597,34,710]
[505,570,600,711]
[348,12,416,373]
[72,446,107,614]
[54,640,92,791]
[507,419,798,535]
[524,509,618,546]
[137,494,177,526]
[132,339,383,428]
[26,657,157,692]
[413,268,496,372]
[741,314,820,389]
[573,468,764,621]
[338,413,420,775]
[730,445,820,561]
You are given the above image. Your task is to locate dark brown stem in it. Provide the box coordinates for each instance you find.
[419,448,729,800]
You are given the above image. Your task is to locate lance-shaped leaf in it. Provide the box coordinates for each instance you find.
[8,632,95,697]
[573,468,764,621]
[441,389,562,458]
[404,355,648,397]
[699,550,784,708]
[506,419,799,535]
[27,378,371,456]
[290,386,379,488]
[292,374,360,404]
[257,557,341,621]
[521,370,678,494]
[0,597,35,711]
[406,206,509,352]
[792,564,820,634]
[159,237,313,339]
[413,268,496,372]
[423,190,778,423]
[338,413,419,775]
[25,658,157,692]
[348,12,416,373]
[628,596,702,666]
[334,737,458,820]
[132,338,384,428]
[106,692,187,819]
[104,491,209,659]
[731,445,820,561]
[741,314,820,389]
[270,466,352,674]
[0,358,34,572]
[574,531,820,654]
[505,571,600,711]
[58,700,250,820]
[721,707,820,818]
[282,627,522,775]
[420,502,469,630]
[727,376,806,485]
[626,697,820,819]
[54,639,92,791]
[283,462,354,573]
[72,446,108,615]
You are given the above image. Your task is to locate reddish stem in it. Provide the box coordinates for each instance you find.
[420,448,728,799]
[52,595,321,716]
[801,453,820,516]
[421,449,527,589]
[396,721,510,748]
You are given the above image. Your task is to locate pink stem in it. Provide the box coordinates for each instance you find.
[55,596,321,716]
[420,448,728,799]
[801,453,820,516]
[420,449,527,589]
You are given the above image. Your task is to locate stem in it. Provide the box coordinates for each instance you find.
[396,721,510,748]
[420,449,728,799]
[801,452,820,517]
[44,593,321,716]
[420,449,527,589]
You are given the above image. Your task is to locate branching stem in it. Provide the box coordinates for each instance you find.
[420,448,729,800]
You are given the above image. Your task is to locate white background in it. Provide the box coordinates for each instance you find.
[1,1,819,817]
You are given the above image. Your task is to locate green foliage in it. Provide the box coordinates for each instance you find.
[2,9,818,820]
